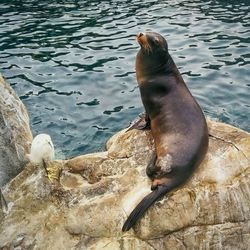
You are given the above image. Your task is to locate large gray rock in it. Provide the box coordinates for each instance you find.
[0,74,32,186]
[0,117,249,249]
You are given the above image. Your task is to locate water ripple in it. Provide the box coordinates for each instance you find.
[0,0,249,157]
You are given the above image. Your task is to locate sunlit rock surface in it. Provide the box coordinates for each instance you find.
[0,74,32,186]
[0,78,249,249]
[0,116,249,249]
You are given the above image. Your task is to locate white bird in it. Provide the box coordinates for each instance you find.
[1,134,54,213]
[27,134,55,165]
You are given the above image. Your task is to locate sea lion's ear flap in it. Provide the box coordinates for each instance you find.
[154,37,160,45]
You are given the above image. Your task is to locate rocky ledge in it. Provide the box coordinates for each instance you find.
[0,77,249,249]
[0,74,32,186]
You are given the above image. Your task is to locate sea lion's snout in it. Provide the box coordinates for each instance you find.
[136,32,145,43]
[136,32,150,51]
[137,32,144,38]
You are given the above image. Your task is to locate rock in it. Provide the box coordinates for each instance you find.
[0,114,249,249]
[0,74,32,186]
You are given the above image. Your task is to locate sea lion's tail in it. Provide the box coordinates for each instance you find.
[122,185,169,232]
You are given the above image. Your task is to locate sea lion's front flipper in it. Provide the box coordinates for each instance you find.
[146,152,157,179]
[127,112,150,132]
[122,185,169,232]
[147,154,173,182]
[0,188,8,212]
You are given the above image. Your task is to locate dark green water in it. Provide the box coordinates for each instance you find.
[0,0,249,158]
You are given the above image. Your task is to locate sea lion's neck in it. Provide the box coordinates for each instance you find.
[136,53,180,85]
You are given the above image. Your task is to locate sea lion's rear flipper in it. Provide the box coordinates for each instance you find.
[122,185,169,232]
[127,112,150,132]
[0,188,8,212]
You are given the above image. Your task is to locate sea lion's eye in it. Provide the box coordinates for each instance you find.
[154,37,160,46]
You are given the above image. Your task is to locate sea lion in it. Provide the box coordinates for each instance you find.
[122,32,208,231]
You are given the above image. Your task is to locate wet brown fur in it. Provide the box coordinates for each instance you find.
[122,32,208,231]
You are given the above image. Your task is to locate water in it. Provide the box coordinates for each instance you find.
[0,0,249,158]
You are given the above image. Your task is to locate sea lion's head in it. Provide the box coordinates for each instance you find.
[136,31,168,54]
[136,32,170,84]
